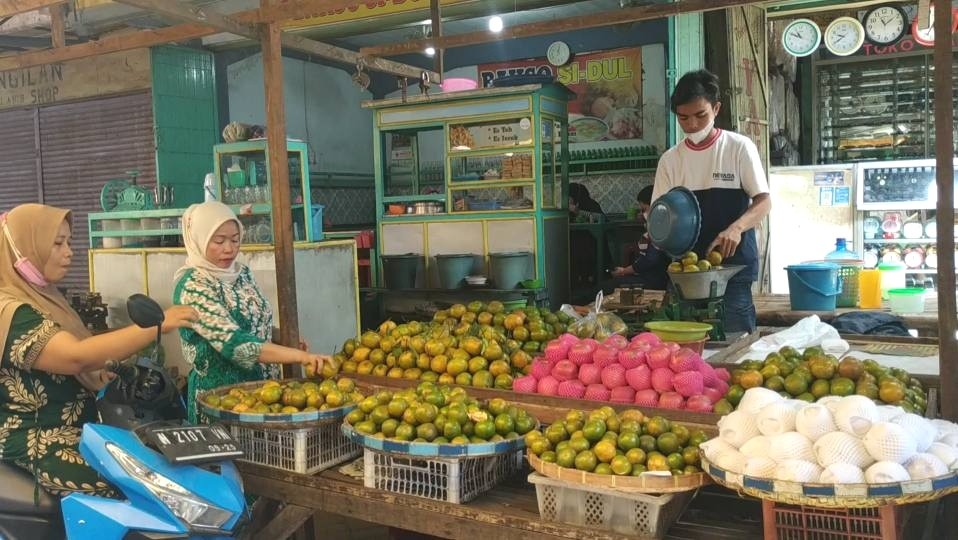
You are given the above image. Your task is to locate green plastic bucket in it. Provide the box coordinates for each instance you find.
[381,254,420,289]
[435,254,475,289]
[490,251,533,289]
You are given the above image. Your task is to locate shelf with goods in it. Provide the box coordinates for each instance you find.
[365,83,572,305]
[88,208,186,249]
[814,51,958,164]
[212,140,323,244]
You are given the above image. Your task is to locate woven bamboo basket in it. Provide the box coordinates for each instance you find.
[528,451,710,493]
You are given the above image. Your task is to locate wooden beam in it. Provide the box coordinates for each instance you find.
[48,3,64,48]
[261,14,301,354]
[112,0,434,80]
[933,0,957,420]
[252,503,314,539]
[0,0,63,18]
[361,0,769,56]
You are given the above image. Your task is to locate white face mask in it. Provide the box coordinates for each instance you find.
[686,120,715,144]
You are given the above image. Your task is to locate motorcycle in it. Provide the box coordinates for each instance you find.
[0,294,249,540]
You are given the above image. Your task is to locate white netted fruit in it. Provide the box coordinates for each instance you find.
[769,432,816,463]
[743,456,778,478]
[833,395,879,437]
[757,401,799,436]
[814,432,875,469]
[862,422,918,464]
[714,449,748,474]
[938,432,958,448]
[795,404,838,442]
[931,419,958,437]
[820,463,866,484]
[817,395,842,414]
[865,461,910,483]
[718,410,760,449]
[738,387,785,415]
[927,443,958,470]
[740,436,772,459]
[774,459,822,483]
[904,453,948,480]
[700,438,738,462]
[892,413,936,452]
[877,405,905,423]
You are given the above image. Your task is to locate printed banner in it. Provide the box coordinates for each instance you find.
[479,45,667,152]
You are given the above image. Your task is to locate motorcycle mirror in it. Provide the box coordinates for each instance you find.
[127,294,165,329]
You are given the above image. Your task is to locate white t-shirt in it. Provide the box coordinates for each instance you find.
[650,129,769,281]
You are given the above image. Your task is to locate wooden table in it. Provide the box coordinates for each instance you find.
[753,294,943,337]
[239,462,763,540]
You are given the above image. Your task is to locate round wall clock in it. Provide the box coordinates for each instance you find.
[911,6,958,47]
[863,4,908,45]
[824,16,866,56]
[782,18,822,57]
[546,41,572,67]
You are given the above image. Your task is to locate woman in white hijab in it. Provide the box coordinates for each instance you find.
[173,201,328,422]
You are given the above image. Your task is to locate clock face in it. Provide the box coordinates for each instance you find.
[547,41,571,67]
[911,6,958,47]
[863,5,907,45]
[824,16,866,56]
[782,18,821,57]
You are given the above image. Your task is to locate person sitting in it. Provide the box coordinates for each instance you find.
[611,186,669,289]
[0,204,197,497]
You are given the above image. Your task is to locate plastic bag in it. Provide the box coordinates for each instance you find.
[562,291,628,340]
[740,315,849,361]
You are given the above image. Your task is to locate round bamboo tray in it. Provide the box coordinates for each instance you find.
[702,456,958,508]
[527,451,711,493]
[197,379,357,429]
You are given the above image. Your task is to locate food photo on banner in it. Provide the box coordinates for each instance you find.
[479,45,668,154]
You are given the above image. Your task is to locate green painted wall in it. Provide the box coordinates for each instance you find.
[668,13,705,146]
[151,46,218,207]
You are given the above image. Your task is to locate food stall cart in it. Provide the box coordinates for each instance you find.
[363,83,572,309]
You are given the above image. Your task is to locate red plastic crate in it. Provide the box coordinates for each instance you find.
[762,500,902,540]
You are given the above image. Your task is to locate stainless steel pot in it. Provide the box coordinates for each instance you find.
[412,202,444,214]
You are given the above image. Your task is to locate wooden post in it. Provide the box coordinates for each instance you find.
[933,0,957,420]
[48,3,64,48]
[430,0,443,82]
[260,11,301,354]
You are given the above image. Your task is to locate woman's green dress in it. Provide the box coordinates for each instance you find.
[0,305,115,497]
[174,266,279,423]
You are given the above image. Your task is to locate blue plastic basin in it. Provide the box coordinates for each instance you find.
[647,187,701,259]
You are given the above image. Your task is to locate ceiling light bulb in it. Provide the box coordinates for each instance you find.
[488,16,504,33]
[425,46,436,57]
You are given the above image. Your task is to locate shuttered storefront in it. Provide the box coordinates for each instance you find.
[0,108,41,210]
[38,92,157,292]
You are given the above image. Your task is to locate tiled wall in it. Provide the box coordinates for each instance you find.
[314,173,655,226]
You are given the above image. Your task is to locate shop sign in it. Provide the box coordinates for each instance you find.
[479,46,665,150]
[0,48,150,111]
[280,0,471,29]
[841,32,958,58]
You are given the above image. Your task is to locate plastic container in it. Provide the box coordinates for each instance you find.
[858,268,883,309]
[647,187,701,258]
[528,473,693,538]
[644,321,713,342]
[435,253,475,289]
[441,78,479,92]
[489,251,533,289]
[888,287,926,314]
[785,262,841,311]
[762,500,901,540]
[825,238,858,261]
[824,239,863,308]
[381,254,421,289]
[363,449,522,504]
[229,422,361,475]
[878,262,906,300]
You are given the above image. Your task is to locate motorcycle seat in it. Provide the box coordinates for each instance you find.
[0,462,59,515]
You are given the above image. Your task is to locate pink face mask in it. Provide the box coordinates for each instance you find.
[1,214,49,288]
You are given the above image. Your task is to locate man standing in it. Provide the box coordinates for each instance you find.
[651,69,772,333]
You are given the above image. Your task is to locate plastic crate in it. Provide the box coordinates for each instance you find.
[836,263,862,308]
[230,421,361,474]
[762,500,902,540]
[528,473,693,538]
[363,448,522,504]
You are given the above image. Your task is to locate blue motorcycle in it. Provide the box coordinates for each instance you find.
[0,295,249,539]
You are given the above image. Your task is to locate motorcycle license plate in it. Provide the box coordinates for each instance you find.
[145,424,244,464]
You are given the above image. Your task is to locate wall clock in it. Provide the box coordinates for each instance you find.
[782,18,822,57]
[911,5,958,47]
[546,41,572,67]
[824,16,866,56]
[863,4,908,45]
